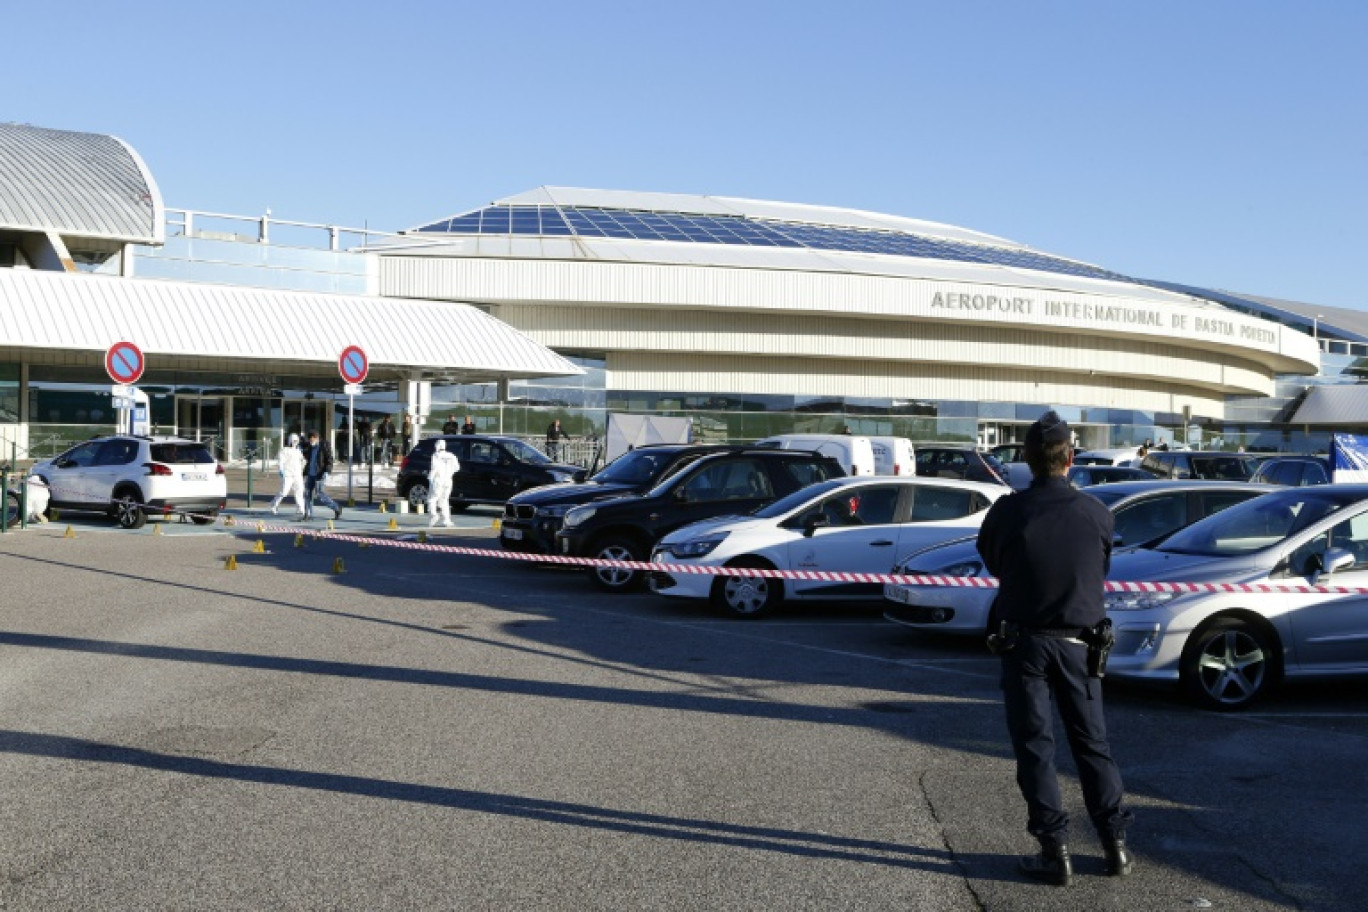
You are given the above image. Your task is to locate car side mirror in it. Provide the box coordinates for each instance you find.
[1311,546,1356,584]
[802,513,829,538]
[673,488,690,503]
[1112,532,1124,547]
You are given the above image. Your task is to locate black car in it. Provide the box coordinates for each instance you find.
[1138,450,1259,481]
[397,435,585,511]
[914,446,1011,486]
[555,448,845,592]
[500,443,731,553]
[1248,454,1332,487]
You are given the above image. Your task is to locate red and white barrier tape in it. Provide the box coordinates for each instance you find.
[220,515,1368,596]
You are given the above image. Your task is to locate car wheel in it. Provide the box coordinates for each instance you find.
[588,535,645,592]
[711,558,783,619]
[113,492,147,529]
[406,481,430,510]
[1180,616,1280,711]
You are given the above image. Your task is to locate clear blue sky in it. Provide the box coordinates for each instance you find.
[10,1,1367,308]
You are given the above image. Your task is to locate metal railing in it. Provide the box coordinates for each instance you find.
[164,208,404,252]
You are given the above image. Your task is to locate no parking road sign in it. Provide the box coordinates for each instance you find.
[105,341,145,384]
[338,345,369,385]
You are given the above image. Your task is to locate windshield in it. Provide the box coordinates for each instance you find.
[593,449,679,485]
[751,479,847,519]
[500,438,551,464]
[1158,488,1363,557]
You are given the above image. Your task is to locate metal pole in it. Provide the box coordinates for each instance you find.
[347,394,355,505]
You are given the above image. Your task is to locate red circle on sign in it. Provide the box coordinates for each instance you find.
[338,345,369,384]
[105,341,145,384]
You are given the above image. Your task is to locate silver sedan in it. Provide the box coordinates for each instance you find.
[1105,485,1368,710]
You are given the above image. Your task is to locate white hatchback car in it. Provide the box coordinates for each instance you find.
[650,476,1007,617]
[32,435,227,528]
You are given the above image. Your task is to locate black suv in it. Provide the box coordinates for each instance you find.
[914,446,1010,485]
[1248,455,1332,487]
[555,448,845,592]
[1138,450,1258,481]
[500,443,731,554]
[397,435,586,511]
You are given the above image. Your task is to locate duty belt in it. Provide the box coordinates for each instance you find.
[1027,627,1089,639]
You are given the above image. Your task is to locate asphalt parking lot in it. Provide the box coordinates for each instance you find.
[0,506,1364,910]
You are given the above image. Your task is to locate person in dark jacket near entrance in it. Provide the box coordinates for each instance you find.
[976,410,1134,886]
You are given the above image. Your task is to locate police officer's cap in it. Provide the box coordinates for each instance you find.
[1025,410,1070,450]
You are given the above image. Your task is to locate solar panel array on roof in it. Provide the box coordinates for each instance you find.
[415,204,1130,282]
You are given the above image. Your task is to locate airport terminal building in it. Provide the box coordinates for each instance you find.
[2,122,1363,462]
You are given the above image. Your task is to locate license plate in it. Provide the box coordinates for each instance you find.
[182,472,207,482]
[502,527,523,541]
[885,585,913,604]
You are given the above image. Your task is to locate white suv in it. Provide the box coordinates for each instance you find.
[33,435,227,528]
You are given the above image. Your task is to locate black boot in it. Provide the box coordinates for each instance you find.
[1019,838,1072,886]
[1105,837,1134,876]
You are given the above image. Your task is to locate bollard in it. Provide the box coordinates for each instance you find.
[224,555,238,570]
[418,530,428,543]
[379,500,388,514]
[252,539,266,553]
[387,517,399,531]
[332,557,345,574]
[153,523,163,536]
[294,533,304,548]
[63,525,75,539]
[398,501,409,514]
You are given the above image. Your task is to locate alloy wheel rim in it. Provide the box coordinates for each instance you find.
[1197,629,1266,704]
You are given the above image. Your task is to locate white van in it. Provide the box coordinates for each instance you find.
[868,436,916,476]
[755,434,876,476]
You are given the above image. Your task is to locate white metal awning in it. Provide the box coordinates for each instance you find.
[0,268,582,382]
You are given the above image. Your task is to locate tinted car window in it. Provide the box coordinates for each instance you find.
[1267,461,1302,485]
[777,458,841,490]
[60,442,101,467]
[1190,456,1254,480]
[1114,495,1186,546]
[466,441,498,464]
[149,443,214,465]
[678,458,771,503]
[1303,462,1330,485]
[501,438,551,464]
[96,439,140,466]
[595,450,677,485]
[909,486,979,521]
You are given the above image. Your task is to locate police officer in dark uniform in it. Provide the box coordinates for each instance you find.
[977,411,1134,886]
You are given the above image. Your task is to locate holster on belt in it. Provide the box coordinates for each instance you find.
[1080,618,1115,678]
[986,619,1020,656]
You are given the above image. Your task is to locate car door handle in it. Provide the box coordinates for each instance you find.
[870,540,894,547]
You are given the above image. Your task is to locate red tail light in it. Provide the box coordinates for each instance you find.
[145,463,173,476]
[400,455,410,472]
[216,464,225,475]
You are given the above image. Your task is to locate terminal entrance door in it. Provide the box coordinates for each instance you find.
[282,399,331,447]
[176,395,225,456]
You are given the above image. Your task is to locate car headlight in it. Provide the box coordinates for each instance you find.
[1104,590,1178,612]
[669,532,729,558]
[934,559,983,577]
[548,471,576,483]
[562,505,596,529]
[537,504,571,518]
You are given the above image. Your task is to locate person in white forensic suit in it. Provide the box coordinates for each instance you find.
[270,433,307,516]
[25,474,50,523]
[426,438,461,528]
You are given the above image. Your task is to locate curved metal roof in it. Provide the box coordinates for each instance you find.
[404,187,1132,284]
[0,269,581,381]
[0,123,163,244]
